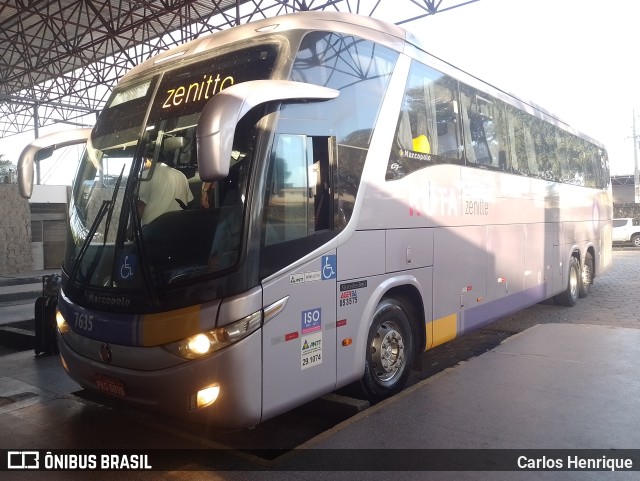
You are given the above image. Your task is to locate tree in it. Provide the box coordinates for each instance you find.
[0,154,17,183]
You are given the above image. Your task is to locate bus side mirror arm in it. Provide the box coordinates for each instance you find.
[196,80,338,181]
[18,128,92,198]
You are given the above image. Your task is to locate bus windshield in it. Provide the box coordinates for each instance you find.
[66,43,280,292]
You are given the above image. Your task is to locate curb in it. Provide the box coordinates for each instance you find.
[0,291,41,303]
[0,323,34,351]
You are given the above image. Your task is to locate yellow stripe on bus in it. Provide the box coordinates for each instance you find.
[140,305,203,346]
[430,313,458,348]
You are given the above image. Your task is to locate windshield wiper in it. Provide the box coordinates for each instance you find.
[71,165,126,289]
[68,200,110,287]
[103,164,126,247]
[128,196,158,303]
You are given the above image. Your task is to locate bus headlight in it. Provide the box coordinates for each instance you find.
[165,310,262,360]
[56,310,70,334]
[186,333,212,356]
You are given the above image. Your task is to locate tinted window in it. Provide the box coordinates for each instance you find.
[387,61,460,180]
[460,84,509,170]
[289,31,398,223]
[290,32,397,149]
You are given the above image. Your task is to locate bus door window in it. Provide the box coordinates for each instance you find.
[261,133,335,278]
[311,137,332,232]
[263,134,332,243]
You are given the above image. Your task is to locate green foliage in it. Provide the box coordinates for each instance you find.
[0,154,17,183]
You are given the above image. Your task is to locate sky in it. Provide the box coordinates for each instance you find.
[411,0,640,176]
[1,0,639,182]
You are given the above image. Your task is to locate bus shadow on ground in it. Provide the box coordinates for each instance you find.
[71,326,514,460]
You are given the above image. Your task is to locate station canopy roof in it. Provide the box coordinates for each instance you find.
[0,0,478,138]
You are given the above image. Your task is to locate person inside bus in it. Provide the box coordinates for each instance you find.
[137,153,194,227]
[201,181,215,208]
[207,156,246,270]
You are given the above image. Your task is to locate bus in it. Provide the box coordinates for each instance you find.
[18,11,612,429]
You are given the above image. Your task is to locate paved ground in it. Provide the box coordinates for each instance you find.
[492,249,639,332]
[0,250,638,480]
[387,248,640,387]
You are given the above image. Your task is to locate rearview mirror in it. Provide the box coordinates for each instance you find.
[163,136,186,150]
[18,128,92,198]
[196,80,338,181]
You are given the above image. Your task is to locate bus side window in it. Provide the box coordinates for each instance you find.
[459,86,509,170]
[506,107,533,176]
[387,61,460,180]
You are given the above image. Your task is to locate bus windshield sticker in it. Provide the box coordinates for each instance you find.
[118,254,137,281]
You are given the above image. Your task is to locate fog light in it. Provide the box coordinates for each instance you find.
[196,385,220,408]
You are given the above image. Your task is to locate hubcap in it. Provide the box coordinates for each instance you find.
[569,264,578,299]
[370,321,405,382]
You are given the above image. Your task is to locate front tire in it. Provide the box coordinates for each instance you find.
[361,298,414,402]
[554,256,580,307]
[632,235,640,248]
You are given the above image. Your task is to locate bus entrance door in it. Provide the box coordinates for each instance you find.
[260,252,338,421]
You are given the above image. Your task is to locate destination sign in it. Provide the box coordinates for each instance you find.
[161,73,235,110]
[148,43,279,122]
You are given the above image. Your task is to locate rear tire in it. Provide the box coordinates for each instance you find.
[361,298,414,402]
[578,252,593,298]
[632,235,640,248]
[554,256,580,307]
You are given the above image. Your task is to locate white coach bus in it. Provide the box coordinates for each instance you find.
[19,11,612,428]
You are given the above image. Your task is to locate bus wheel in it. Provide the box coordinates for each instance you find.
[361,298,414,402]
[578,252,593,298]
[554,256,580,307]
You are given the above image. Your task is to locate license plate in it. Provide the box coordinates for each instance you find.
[95,374,126,397]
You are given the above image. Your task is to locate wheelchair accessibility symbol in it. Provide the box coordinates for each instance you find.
[321,255,336,280]
[118,254,137,281]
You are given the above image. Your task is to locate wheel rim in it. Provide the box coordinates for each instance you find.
[569,263,579,300]
[370,321,405,382]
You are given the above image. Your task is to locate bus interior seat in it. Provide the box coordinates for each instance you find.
[143,208,220,267]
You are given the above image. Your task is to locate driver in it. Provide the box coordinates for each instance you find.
[137,154,193,226]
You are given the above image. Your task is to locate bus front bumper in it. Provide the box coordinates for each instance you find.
[57,329,263,429]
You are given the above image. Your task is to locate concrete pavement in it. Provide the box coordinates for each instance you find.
[1,251,639,480]
[0,269,59,324]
